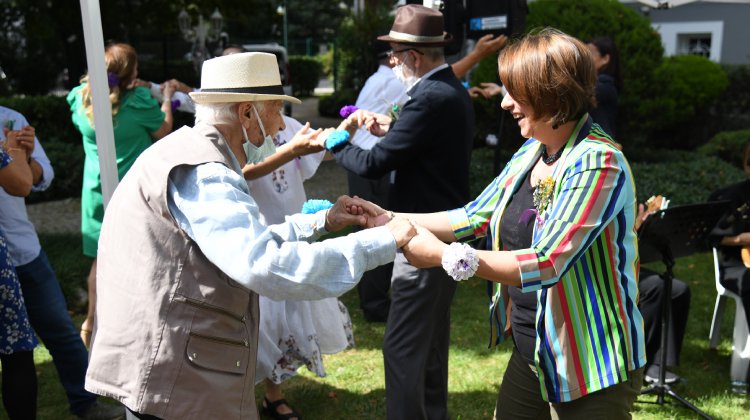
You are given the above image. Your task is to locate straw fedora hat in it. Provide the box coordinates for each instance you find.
[377,4,452,47]
[189,52,301,104]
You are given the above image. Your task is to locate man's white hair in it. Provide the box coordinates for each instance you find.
[194,101,266,126]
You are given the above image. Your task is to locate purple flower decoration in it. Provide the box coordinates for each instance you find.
[339,105,358,118]
[170,99,181,112]
[107,72,120,88]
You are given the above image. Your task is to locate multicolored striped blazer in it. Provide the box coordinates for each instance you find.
[447,115,645,403]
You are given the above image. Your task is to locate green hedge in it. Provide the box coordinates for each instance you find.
[630,150,745,205]
[289,56,323,97]
[0,95,83,203]
[697,129,750,169]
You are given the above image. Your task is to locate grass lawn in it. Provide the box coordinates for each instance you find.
[3,233,749,419]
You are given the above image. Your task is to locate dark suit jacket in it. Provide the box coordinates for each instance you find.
[332,66,475,213]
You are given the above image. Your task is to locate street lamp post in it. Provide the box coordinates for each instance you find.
[276,1,288,51]
[178,7,224,74]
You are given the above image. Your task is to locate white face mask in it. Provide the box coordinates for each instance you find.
[242,105,277,165]
[392,56,419,90]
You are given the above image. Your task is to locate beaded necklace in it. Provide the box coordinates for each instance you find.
[540,144,563,164]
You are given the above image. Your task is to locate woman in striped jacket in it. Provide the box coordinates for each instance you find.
[372,28,645,419]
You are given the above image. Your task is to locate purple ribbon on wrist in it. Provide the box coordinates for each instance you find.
[170,99,181,112]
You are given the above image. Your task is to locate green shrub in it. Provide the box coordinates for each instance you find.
[647,55,728,149]
[526,0,664,148]
[318,48,334,79]
[289,56,323,97]
[0,95,83,203]
[697,129,750,168]
[630,150,745,205]
[709,65,750,134]
[318,89,357,118]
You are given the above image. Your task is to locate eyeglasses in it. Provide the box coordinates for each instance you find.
[386,48,425,58]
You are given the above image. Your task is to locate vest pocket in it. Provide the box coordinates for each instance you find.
[186,332,249,374]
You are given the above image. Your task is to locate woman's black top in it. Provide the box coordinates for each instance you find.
[499,169,538,363]
[590,73,618,139]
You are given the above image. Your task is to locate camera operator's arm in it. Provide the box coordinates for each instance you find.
[451,34,508,79]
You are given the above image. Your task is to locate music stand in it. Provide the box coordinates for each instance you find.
[638,201,730,420]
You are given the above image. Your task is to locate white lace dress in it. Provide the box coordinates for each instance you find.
[249,117,355,384]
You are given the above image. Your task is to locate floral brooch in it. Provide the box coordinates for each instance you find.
[533,176,556,216]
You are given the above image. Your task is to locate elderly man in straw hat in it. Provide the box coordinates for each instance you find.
[332,5,475,419]
[84,52,416,419]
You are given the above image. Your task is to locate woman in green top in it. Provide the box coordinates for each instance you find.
[67,42,174,346]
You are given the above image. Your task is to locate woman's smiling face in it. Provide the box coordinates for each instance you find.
[501,92,541,139]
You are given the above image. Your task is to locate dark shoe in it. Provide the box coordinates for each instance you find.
[645,364,680,384]
[77,402,125,420]
[262,397,302,420]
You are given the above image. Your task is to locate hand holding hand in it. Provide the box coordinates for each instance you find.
[3,125,35,155]
[386,217,416,248]
[131,78,151,88]
[336,109,371,132]
[326,195,380,231]
[161,81,176,102]
[364,112,392,137]
[164,79,193,94]
[402,224,446,269]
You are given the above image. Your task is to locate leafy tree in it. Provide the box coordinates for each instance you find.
[334,2,394,93]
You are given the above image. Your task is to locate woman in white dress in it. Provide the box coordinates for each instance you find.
[244,114,354,420]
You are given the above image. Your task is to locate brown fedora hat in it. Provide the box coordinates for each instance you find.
[377,4,452,47]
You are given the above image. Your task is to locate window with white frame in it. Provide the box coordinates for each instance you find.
[652,21,723,62]
[677,33,712,58]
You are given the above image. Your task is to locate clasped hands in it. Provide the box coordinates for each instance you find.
[337,109,392,137]
[2,125,35,156]
[325,195,445,269]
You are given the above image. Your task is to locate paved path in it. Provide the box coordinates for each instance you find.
[28,96,348,235]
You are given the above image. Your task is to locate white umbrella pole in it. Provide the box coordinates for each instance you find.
[79,0,119,208]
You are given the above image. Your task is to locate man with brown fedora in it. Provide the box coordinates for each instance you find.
[332,5,475,419]
[84,51,416,420]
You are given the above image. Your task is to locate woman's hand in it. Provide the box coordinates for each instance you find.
[386,217,417,249]
[403,224,446,269]
[336,109,370,132]
[163,78,194,94]
[4,125,35,155]
[161,81,176,102]
[288,123,326,157]
[326,195,381,231]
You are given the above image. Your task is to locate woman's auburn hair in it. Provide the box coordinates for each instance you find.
[499,28,597,128]
[79,42,138,125]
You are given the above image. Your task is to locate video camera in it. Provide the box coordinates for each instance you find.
[406,0,528,55]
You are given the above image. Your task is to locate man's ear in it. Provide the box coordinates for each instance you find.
[240,103,253,119]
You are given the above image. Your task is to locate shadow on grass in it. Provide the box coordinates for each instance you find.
[254,374,500,419]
